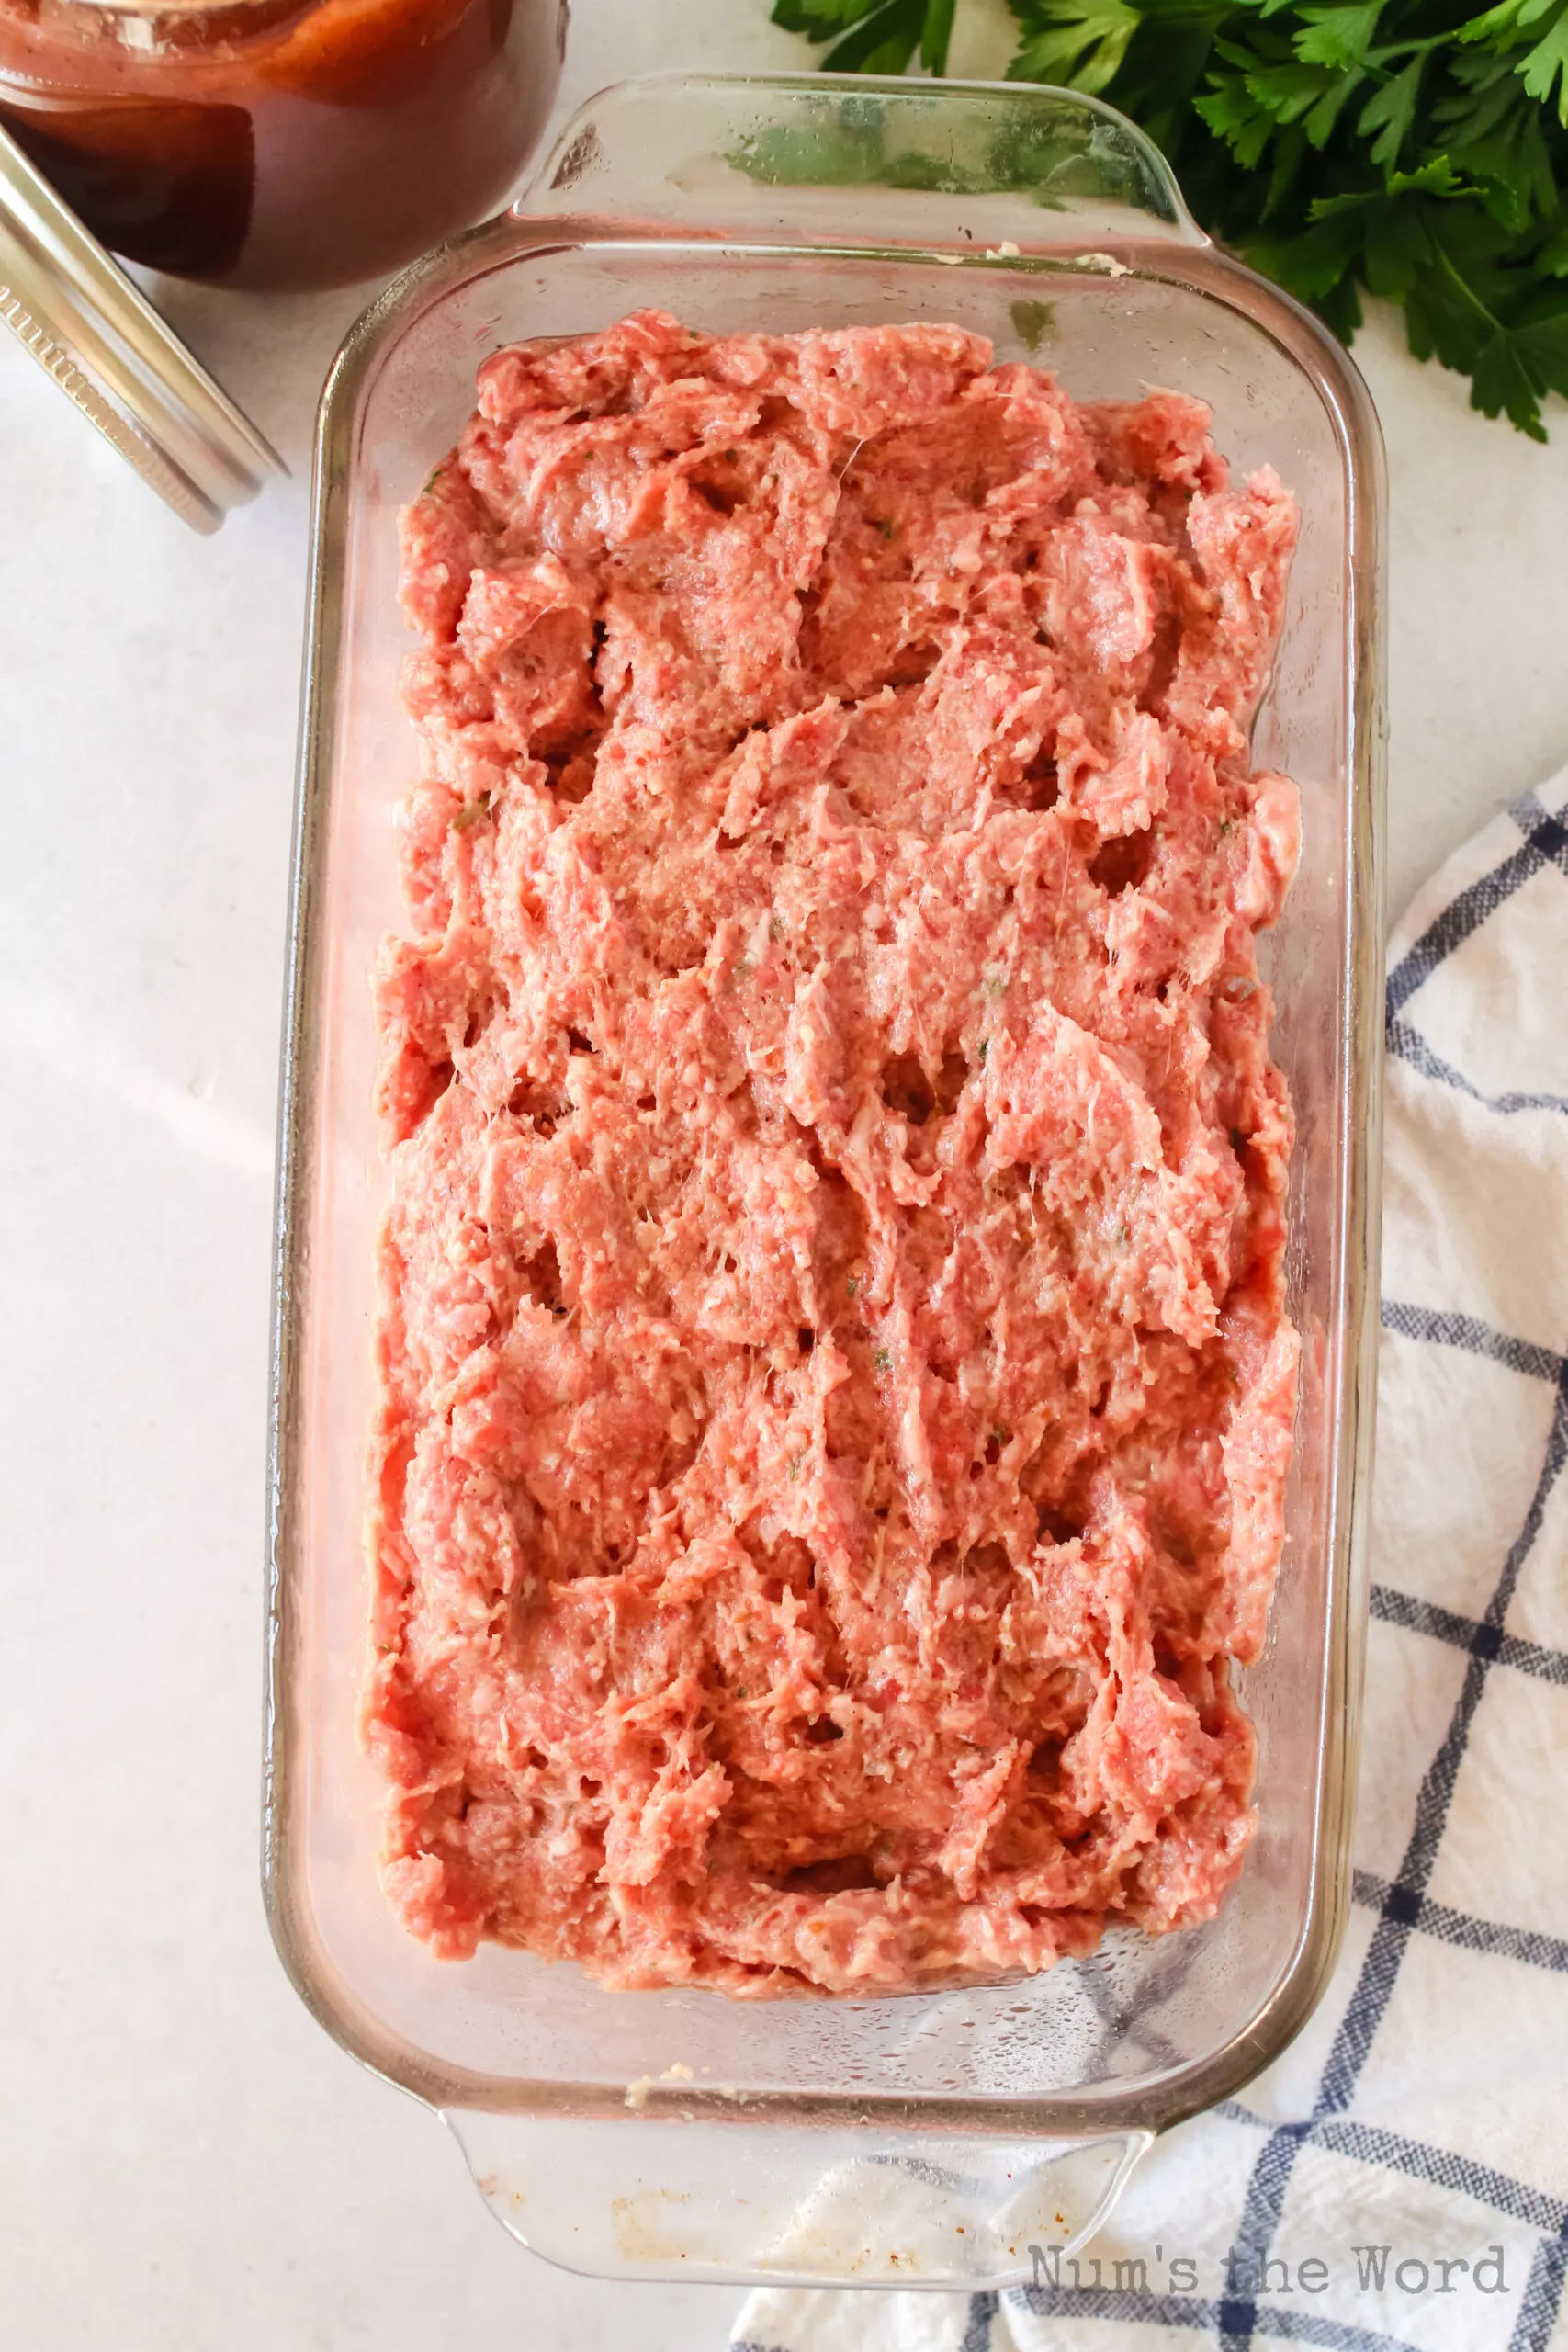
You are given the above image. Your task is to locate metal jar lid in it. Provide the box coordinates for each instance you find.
[0,116,284,532]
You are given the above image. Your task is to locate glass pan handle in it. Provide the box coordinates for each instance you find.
[514,72,1207,254]
[446,2106,1152,2289]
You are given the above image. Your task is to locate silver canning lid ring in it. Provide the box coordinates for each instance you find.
[0,116,285,532]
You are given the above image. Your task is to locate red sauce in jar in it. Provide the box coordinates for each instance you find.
[0,0,564,288]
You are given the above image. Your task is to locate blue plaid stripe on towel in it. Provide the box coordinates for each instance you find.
[730,770,1568,2352]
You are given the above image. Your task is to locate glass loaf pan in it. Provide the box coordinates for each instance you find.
[265,72,1386,2291]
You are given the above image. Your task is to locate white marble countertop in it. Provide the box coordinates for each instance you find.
[4,2,1566,2346]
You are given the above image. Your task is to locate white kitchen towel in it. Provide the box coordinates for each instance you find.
[730,769,1568,2352]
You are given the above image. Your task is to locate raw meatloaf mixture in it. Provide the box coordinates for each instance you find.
[367,309,1302,1997]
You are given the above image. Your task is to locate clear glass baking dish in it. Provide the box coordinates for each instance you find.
[265,71,1385,2292]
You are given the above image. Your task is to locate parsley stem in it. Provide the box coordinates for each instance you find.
[1368,34,1448,58]
[1430,230,1505,335]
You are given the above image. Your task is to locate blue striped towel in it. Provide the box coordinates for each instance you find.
[730,771,1568,2352]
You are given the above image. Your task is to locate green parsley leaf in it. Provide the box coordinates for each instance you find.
[772,0,879,31]
[1294,1,1384,69]
[1008,0,1142,96]
[1359,53,1428,168]
[1522,7,1568,124]
[923,0,959,69]
[1470,301,1568,431]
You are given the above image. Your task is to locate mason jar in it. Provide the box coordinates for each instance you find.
[0,0,567,289]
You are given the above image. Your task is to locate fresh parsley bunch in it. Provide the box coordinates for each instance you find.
[773,0,1568,435]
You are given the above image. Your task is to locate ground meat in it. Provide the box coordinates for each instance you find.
[365,310,1301,1998]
